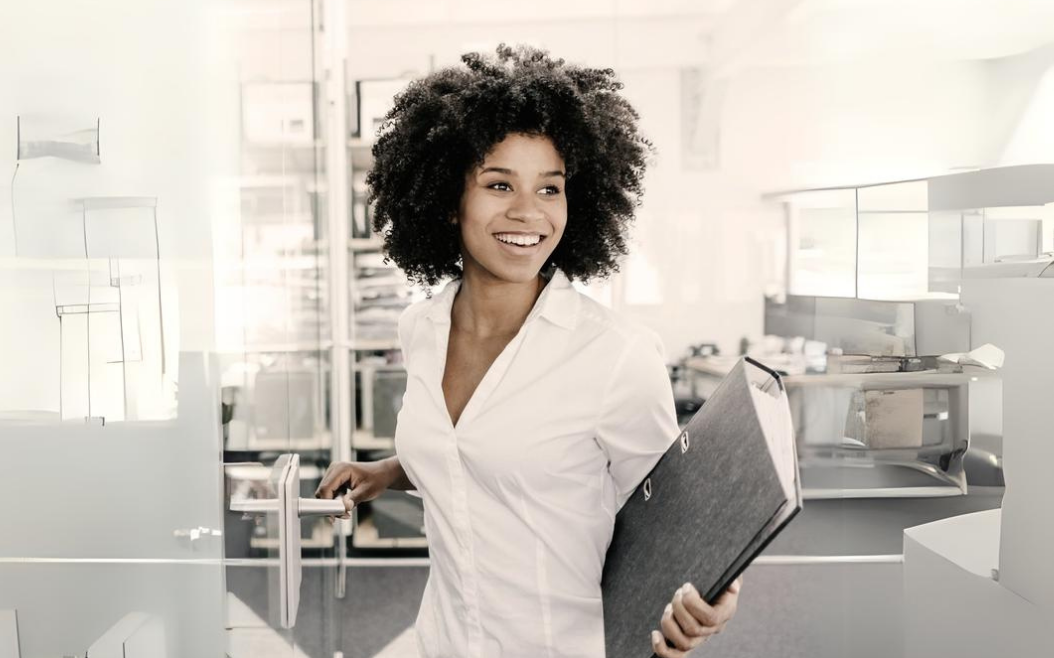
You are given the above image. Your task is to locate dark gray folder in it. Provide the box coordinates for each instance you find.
[602,357,802,657]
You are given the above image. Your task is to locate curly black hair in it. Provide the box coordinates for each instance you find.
[366,43,655,287]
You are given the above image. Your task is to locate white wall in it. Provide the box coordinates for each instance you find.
[330,12,1054,360]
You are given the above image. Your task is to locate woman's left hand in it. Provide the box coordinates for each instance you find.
[650,576,742,657]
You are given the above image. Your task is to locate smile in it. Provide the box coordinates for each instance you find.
[493,232,546,248]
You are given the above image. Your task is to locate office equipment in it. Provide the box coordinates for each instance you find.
[251,368,322,448]
[602,357,802,657]
[690,355,973,498]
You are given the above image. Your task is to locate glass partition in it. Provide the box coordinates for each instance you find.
[0,1,342,656]
[785,189,858,298]
[218,0,343,655]
[856,180,930,300]
[0,2,233,655]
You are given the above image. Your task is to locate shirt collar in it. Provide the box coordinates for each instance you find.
[424,268,579,330]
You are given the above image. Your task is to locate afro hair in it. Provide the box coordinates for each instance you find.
[366,43,655,287]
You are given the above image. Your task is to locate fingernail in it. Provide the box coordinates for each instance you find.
[651,630,662,645]
[664,603,672,617]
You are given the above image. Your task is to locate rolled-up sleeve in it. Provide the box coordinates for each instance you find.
[594,329,680,511]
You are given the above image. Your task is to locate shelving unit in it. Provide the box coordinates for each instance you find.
[223,69,430,557]
[341,79,426,552]
[218,75,336,565]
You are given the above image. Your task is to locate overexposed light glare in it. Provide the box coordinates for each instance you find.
[1000,63,1054,165]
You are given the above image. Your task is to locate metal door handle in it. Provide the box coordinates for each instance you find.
[228,454,342,629]
[230,495,345,518]
[299,498,346,517]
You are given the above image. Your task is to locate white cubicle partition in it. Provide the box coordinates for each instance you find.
[903,167,1054,658]
[961,278,1054,611]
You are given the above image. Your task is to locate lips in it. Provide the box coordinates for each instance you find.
[493,231,546,246]
[491,234,548,257]
[492,232,547,255]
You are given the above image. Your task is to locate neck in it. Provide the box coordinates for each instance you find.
[452,267,547,338]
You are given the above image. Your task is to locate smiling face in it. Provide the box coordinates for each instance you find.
[456,133,568,285]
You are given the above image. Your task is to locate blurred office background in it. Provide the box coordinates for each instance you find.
[1,1,1053,657]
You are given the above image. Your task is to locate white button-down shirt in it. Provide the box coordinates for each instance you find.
[394,268,679,658]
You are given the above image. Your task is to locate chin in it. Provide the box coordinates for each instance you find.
[488,264,544,284]
[466,255,548,285]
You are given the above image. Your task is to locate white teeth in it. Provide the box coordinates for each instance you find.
[495,233,541,247]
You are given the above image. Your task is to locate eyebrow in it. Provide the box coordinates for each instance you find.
[478,167,565,179]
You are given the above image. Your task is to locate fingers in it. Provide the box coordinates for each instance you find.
[679,584,721,629]
[681,582,736,631]
[315,462,354,500]
[654,582,724,658]
[711,580,741,622]
[317,463,358,523]
[650,630,688,658]
[659,601,701,652]
[671,586,706,638]
[729,575,743,595]
[344,479,375,511]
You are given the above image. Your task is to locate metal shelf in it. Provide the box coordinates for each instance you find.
[352,515,427,550]
[352,429,394,451]
[348,237,384,251]
[350,338,400,351]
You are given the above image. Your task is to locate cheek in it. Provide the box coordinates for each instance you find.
[551,211,569,242]
[457,221,495,261]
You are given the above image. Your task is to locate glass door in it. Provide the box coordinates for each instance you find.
[0,1,344,656]
[218,0,347,656]
[220,0,347,653]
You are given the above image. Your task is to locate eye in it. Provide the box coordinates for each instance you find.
[540,185,562,196]
[488,182,512,191]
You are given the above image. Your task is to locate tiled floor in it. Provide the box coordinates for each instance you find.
[225,488,1004,658]
[226,565,428,658]
[227,590,417,658]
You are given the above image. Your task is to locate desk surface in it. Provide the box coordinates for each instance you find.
[903,507,1001,577]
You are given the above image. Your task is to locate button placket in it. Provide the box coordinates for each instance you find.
[445,439,483,656]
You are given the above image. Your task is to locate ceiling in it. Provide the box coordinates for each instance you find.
[345,0,738,27]
[749,0,1054,66]
[229,0,1054,70]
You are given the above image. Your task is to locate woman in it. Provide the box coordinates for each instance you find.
[317,44,741,658]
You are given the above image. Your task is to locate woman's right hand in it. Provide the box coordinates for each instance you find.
[314,460,397,519]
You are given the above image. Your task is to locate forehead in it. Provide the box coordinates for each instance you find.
[480,133,564,169]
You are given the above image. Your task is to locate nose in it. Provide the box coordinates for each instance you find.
[506,190,545,223]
